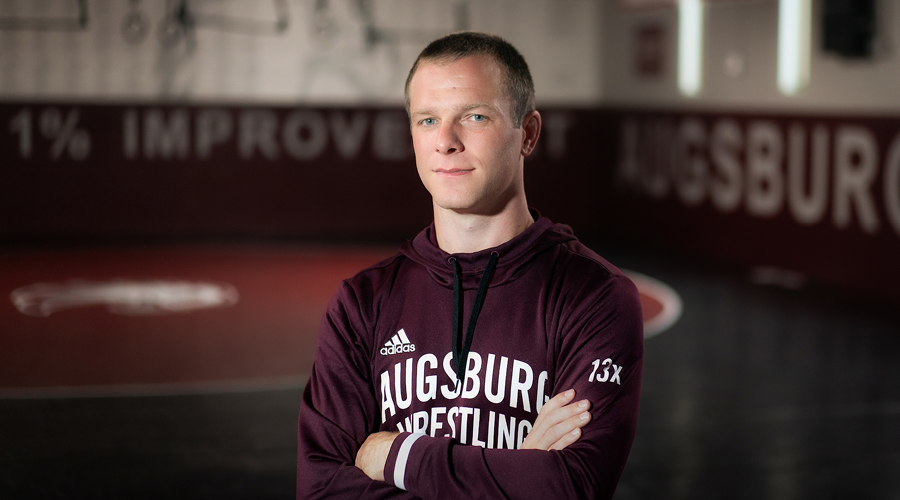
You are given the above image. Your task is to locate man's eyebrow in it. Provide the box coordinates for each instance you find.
[459,102,494,112]
[412,103,497,117]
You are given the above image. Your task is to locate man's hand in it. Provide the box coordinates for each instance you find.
[520,389,591,451]
[355,431,400,481]
[355,391,587,480]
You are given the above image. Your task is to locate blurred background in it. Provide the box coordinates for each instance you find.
[1,0,898,498]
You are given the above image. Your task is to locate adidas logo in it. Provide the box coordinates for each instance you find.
[381,328,416,355]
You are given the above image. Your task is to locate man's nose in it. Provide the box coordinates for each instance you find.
[436,122,464,154]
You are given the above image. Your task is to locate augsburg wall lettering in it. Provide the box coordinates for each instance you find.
[617,115,900,238]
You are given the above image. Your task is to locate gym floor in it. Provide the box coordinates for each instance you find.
[2,240,898,499]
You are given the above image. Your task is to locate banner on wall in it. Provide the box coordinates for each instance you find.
[607,108,900,302]
[0,103,432,239]
[0,102,589,241]
[1,102,898,301]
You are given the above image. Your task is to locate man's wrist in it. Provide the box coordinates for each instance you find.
[384,432,425,491]
[383,432,410,486]
[356,431,401,481]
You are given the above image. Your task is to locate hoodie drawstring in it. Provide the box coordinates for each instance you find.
[449,251,499,391]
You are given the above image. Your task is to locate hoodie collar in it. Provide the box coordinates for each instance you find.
[399,210,577,290]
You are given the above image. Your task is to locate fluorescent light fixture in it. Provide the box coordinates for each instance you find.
[678,0,704,97]
[778,0,811,95]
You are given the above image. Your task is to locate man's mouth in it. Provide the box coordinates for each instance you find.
[435,168,473,177]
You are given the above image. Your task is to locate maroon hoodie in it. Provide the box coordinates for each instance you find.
[297,214,643,499]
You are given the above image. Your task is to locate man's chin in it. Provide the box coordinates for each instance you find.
[433,200,508,218]
[434,201,477,214]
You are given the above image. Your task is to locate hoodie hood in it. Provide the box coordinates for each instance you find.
[399,211,577,290]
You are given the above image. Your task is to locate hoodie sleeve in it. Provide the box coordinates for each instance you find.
[297,282,419,500]
[381,274,644,500]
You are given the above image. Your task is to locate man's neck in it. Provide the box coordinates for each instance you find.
[432,197,534,255]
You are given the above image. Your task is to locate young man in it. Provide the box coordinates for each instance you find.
[297,32,643,500]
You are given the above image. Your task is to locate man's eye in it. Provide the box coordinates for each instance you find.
[422,118,436,126]
[471,114,485,122]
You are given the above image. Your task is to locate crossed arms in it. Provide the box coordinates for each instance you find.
[297,275,643,500]
[355,389,594,480]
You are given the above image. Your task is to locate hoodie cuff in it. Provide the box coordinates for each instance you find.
[384,432,426,491]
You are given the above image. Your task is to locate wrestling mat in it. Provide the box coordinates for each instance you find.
[1,246,681,398]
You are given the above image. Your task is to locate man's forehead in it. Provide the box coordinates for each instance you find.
[410,56,506,100]
[406,54,520,124]
[412,55,502,84]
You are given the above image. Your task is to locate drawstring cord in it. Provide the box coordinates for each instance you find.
[449,251,499,391]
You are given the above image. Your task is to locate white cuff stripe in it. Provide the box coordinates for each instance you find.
[393,433,425,491]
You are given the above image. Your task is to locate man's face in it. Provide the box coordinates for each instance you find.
[407,55,528,215]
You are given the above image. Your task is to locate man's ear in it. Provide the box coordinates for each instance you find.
[521,110,542,157]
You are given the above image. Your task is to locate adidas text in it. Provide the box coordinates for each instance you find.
[381,343,416,355]
[382,328,415,356]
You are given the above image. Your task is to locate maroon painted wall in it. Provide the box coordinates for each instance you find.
[2,102,898,301]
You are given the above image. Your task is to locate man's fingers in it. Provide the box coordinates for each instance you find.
[521,390,592,451]
[536,397,591,433]
[540,389,576,415]
[535,407,592,450]
[548,411,592,451]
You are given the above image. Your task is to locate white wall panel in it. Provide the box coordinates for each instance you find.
[0,0,603,104]
[602,0,900,113]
